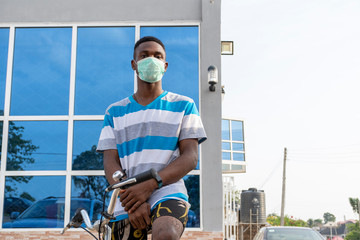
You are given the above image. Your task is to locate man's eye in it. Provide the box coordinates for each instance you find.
[155,55,162,59]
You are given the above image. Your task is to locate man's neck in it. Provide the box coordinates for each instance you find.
[134,79,163,106]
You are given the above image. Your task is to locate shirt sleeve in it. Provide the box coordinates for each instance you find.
[96,110,117,152]
[179,101,207,144]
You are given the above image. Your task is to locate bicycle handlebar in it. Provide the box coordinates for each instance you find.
[105,168,157,192]
[61,168,159,239]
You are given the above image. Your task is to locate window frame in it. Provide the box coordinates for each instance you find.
[0,22,202,230]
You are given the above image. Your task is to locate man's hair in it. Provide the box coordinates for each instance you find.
[133,36,166,58]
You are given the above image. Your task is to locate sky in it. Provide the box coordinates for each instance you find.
[221,0,360,222]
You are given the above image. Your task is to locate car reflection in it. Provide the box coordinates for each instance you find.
[3,196,103,228]
[4,197,33,216]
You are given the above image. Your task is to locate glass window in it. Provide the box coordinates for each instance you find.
[71,176,109,222]
[0,28,9,116]
[10,27,72,115]
[232,143,244,151]
[222,142,230,151]
[140,26,199,107]
[3,176,66,228]
[72,121,103,170]
[183,175,200,228]
[75,27,135,115]
[231,120,244,141]
[0,121,2,167]
[222,152,231,160]
[222,164,230,171]
[7,121,68,171]
[222,119,230,140]
[231,165,244,171]
[233,152,245,161]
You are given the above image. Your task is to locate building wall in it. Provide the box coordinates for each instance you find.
[0,0,223,238]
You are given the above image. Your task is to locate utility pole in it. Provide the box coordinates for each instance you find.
[280,147,287,226]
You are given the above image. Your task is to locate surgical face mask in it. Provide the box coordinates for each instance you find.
[136,57,165,83]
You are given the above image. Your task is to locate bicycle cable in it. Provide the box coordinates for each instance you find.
[81,226,99,240]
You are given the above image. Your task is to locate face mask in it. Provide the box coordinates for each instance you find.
[136,57,165,83]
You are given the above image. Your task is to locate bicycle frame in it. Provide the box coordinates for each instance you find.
[61,168,158,240]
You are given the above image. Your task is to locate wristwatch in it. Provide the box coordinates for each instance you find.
[154,172,163,189]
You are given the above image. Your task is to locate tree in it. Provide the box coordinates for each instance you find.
[314,219,323,228]
[184,175,200,219]
[266,214,307,227]
[307,218,314,228]
[345,222,360,240]
[323,212,336,224]
[1,120,38,197]
[72,145,103,170]
[349,198,360,214]
[72,145,106,201]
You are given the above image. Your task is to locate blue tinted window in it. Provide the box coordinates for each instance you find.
[7,121,68,171]
[11,28,72,115]
[71,176,108,222]
[75,27,135,115]
[231,120,244,141]
[72,121,103,170]
[233,153,245,161]
[183,175,200,228]
[0,121,2,167]
[222,142,230,151]
[222,119,230,140]
[232,143,244,151]
[0,28,9,115]
[3,176,66,228]
[140,27,199,107]
[222,152,231,160]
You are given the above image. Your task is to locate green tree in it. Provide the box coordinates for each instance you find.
[323,212,336,224]
[266,214,307,227]
[349,198,360,214]
[307,218,314,228]
[345,222,360,240]
[314,219,323,227]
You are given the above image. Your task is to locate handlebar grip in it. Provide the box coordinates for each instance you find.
[106,168,157,192]
[132,168,157,184]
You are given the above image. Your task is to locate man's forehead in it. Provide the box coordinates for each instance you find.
[136,41,165,53]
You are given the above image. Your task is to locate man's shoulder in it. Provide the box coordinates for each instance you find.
[105,97,131,114]
[163,92,194,104]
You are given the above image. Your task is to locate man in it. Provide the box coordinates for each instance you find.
[97,36,206,240]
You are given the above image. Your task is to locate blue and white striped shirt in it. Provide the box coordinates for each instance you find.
[97,91,207,220]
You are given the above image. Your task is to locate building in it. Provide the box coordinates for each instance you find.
[222,118,246,174]
[0,0,223,239]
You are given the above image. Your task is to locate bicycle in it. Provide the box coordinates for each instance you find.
[61,168,159,240]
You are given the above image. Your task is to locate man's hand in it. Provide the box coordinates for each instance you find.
[128,202,151,229]
[120,179,158,213]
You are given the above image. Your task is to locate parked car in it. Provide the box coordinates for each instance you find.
[253,226,325,240]
[3,196,103,228]
[3,197,33,215]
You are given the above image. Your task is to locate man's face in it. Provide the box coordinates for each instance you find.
[131,41,168,72]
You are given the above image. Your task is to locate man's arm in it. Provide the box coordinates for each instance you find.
[120,138,199,213]
[103,149,123,185]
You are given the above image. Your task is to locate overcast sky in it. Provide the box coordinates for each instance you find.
[221,0,360,222]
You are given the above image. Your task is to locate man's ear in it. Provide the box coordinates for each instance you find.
[131,59,137,71]
[164,62,168,72]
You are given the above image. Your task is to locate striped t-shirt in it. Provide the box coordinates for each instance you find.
[97,91,207,220]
